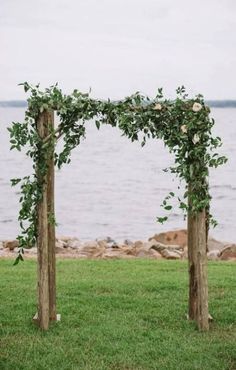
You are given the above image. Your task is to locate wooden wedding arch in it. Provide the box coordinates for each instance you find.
[9,83,226,332]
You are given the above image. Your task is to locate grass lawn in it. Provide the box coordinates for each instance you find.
[0,259,235,370]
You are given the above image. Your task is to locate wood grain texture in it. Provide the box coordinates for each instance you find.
[36,112,49,330]
[188,186,209,331]
[45,110,57,321]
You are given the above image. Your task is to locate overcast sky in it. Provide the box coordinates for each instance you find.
[1,0,236,100]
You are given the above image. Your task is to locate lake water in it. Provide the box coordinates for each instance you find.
[0,108,235,242]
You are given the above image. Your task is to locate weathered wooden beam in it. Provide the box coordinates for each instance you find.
[195,208,209,331]
[45,110,57,321]
[187,187,209,331]
[36,112,50,330]
[187,207,198,321]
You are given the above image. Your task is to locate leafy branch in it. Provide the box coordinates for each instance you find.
[9,83,227,263]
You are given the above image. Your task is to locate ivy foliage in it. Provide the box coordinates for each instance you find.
[8,83,227,263]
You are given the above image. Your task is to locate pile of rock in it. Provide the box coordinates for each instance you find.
[0,230,235,261]
[148,229,236,261]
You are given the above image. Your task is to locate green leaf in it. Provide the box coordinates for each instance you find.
[156,216,168,224]
[10,178,22,186]
[13,256,20,266]
[13,253,24,266]
[18,82,30,92]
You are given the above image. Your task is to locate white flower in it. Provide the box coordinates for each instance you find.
[181,125,188,133]
[192,102,202,112]
[192,133,200,144]
[153,103,162,111]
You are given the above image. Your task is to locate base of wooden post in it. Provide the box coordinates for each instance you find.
[33,312,61,323]
[186,313,213,322]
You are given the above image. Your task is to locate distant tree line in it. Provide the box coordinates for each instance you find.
[1,100,236,108]
[206,100,236,108]
[0,100,27,107]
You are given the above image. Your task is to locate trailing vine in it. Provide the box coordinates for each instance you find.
[9,83,227,264]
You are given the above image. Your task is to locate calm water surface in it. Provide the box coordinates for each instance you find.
[0,108,235,242]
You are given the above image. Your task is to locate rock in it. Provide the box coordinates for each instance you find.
[124,239,134,246]
[0,241,4,250]
[96,237,116,247]
[149,240,182,259]
[148,241,166,253]
[56,240,67,249]
[83,241,99,249]
[25,247,37,254]
[77,241,106,258]
[207,237,225,251]
[102,248,135,259]
[104,236,116,244]
[160,249,182,260]
[150,241,181,253]
[135,240,144,247]
[55,240,69,253]
[56,235,73,243]
[97,240,109,249]
[149,230,226,253]
[102,249,123,259]
[116,244,135,256]
[149,229,187,248]
[207,250,220,260]
[183,246,188,259]
[128,241,145,257]
[133,240,144,250]
[149,237,183,251]
[207,237,225,252]
[150,249,163,259]
[66,238,82,249]
[128,240,162,258]
[111,243,120,249]
[3,240,19,251]
[0,249,11,257]
[136,248,162,259]
[219,244,236,260]
[55,246,69,254]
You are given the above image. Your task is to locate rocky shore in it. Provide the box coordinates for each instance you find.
[0,229,236,261]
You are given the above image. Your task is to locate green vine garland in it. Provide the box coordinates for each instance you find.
[8,82,227,264]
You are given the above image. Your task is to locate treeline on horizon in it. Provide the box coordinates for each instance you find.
[0,100,236,108]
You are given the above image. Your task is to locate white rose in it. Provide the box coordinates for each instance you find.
[192,102,202,112]
[153,103,162,111]
[181,125,188,133]
[192,133,200,144]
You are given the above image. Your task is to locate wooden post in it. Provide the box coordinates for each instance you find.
[36,112,50,330]
[187,205,198,321]
[45,111,57,321]
[188,186,209,331]
[195,208,209,331]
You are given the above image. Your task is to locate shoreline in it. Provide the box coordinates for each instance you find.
[1,229,235,261]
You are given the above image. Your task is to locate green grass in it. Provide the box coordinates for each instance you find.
[0,259,235,370]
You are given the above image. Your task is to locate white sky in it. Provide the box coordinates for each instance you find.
[1,0,236,100]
